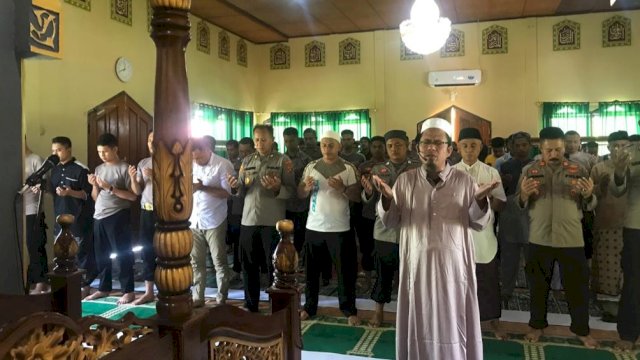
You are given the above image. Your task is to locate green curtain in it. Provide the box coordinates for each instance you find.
[192,103,253,156]
[541,102,590,136]
[597,101,640,136]
[270,109,370,150]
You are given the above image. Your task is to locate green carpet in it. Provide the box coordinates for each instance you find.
[81,299,640,359]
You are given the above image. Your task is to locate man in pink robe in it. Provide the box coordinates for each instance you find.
[374,118,497,360]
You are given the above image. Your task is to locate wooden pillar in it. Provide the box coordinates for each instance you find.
[149,0,193,322]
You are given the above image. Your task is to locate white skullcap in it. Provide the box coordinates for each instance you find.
[321,130,341,143]
[420,118,453,137]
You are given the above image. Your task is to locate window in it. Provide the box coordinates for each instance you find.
[542,102,590,136]
[270,109,371,151]
[592,102,640,137]
[190,103,253,143]
[542,101,640,157]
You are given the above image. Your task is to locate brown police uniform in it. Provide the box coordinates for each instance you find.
[517,159,597,337]
[235,151,295,312]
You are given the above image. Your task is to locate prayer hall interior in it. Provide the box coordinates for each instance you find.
[1,0,639,359]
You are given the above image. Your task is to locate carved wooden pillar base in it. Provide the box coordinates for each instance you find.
[153,212,194,321]
[49,270,83,321]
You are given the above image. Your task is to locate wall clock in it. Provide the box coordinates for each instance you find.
[115,57,133,82]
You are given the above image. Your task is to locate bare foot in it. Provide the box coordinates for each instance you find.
[578,335,598,349]
[369,303,384,327]
[117,292,135,305]
[81,286,91,299]
[490,320,509,340]
[84,290,110,301]
[132,292,155,305]
[299,310,310,321]
[347,315,360,326]
[525,328,543,343]
[615,340,634,351]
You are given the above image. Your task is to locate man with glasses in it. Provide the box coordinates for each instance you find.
[373,118,497,359]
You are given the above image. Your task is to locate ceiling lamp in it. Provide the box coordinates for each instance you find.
[400,0,451,55]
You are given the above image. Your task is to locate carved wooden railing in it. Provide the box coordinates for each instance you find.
[0,311,168,360]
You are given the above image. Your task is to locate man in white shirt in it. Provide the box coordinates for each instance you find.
[453,128,507,339]
[298,130,362,326]
[190,136,234,307]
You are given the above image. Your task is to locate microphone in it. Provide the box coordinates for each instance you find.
[19,154,60,194]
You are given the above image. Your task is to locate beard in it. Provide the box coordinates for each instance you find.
[422,158,437,173]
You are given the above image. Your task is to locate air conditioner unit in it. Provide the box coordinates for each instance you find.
[427,70,482,87]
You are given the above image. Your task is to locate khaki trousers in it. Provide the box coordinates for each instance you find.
[191,221,229,303]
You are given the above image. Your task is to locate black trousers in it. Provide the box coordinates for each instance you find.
[26,213,48,284]
[227,214,242,273]
[304,229,358,317]
[139,209,157,282]
[94,209,135,293]
[239,225,279,312]
[527,243,590,336]
[355,217,375,272]
[370,240,398,304]
[618,228,640,342]
[285,210,308,254]
[477,255,502,322]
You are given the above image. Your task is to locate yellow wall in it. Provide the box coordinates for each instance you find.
[23,5,640,162]
[23,0,258,163]
[256,10,640,138]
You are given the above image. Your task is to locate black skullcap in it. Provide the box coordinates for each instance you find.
[539,127,565,140]
[629,134,640,142]
[490,137,505,147]
[586,141,598,148]
[384,130,408,142]
[608,131,629,142]
[458,128,483,141]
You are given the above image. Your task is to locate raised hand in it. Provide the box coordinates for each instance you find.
[261,174,282,192]
[519,177,539,203]
[361,175,374,196]
[303,176,315,193]
[56,185,71,197]
[226,173,239,189]
[612,148,631,177]
[95,177,111,191]
[576,177,594,199]
[371,175,392,199]
[193,178,204,192]
[127,165,137,179]
[142,167,152,178]
[87,174,97,186]
[475,180,501,201]
[327,176,346,192]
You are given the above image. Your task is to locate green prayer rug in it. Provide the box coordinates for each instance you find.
[81,299,639,359]
[81,297,157,320]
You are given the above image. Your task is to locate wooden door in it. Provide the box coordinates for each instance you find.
[87,91,153,234]
[418,106,492,144]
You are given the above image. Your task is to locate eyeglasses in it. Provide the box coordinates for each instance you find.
[419,139,447,148]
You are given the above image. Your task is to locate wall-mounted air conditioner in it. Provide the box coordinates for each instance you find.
[427,70,482,87]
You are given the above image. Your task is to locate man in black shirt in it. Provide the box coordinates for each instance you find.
[49,136,97,296]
